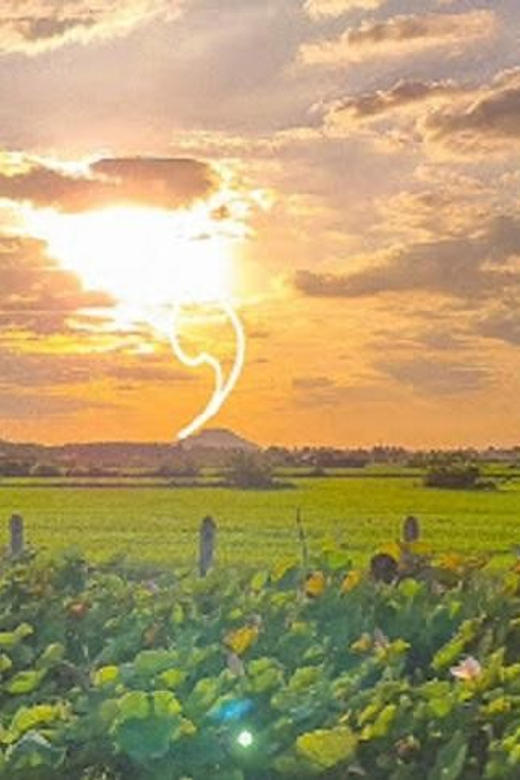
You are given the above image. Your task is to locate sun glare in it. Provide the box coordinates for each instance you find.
[26,205,234,311]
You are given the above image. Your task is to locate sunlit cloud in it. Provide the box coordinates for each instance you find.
[0,0,182,56]
[0,155,217,213]
[304,0,386,19]
[300,10,497,67]
[322,79,468,134]
[422,68,520,156]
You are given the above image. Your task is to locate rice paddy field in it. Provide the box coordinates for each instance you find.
[1,470,520,569]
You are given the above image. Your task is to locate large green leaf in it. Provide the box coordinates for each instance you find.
[296,726,357,769]
[6,731,64,770]
[117,691,150,721]
[9,704,64,740]
[115,716,173,762]
[134,649,178,677]
[427,732,468,780]
[6,670,44,695]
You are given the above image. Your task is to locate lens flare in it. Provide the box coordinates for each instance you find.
[169,301,246,440]
[237,730,254,748]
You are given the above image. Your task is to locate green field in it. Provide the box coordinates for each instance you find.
[1,474,520,569]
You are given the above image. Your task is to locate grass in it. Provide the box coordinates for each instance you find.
[1,473,520,569]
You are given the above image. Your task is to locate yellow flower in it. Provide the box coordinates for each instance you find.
[379,542,402,561]
[351,633,372,653]
[305,570,326,598]
[224,625,259,656]
[341,570,362,594]
[437,553,465,571]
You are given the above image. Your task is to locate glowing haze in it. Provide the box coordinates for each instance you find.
[27,202,245,440]
[1,0,520,447]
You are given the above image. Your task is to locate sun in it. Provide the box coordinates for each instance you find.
[26,204,234,311]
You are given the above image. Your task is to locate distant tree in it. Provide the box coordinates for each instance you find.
[225,452,275,489]
[31,463,62,477]
[424,463,495,490]
[0,460,33,477]
[153,460,199,478]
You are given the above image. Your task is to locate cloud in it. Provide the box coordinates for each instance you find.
[304,0,386,19]
[0,344,192,392]
[323,79,466,132]
[295,214,520,301]
[372,178,491,242]
[423,68,520,155]
[376,356,491,395]
[319,68,520,159]
[0,155,218,213]
[0,1,181,56]
[300,10,497,67]
[476,302,520,346]
[0,234,113,338]
[292,374,391,406]
[0,391,117,419]
[293,375,337,390]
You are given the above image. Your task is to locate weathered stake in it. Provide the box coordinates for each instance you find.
[9,514,24,558]
[403,515,420,543]
[296,507,309,574]
[199,516,216,577]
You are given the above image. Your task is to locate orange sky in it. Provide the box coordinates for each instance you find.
[1,0,520,447]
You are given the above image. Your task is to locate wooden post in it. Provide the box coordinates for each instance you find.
[199,516,216,577]
[9,514,24,557]
[403,515,420,544]
[296,507,309,574]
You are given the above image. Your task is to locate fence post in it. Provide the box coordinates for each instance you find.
[296,507,309,574]
[199,516,216,577]
[403,515,420,543]
[9,514,24,557]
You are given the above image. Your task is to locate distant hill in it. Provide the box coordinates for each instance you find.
[181,428,258,451]
[0,429,258,473]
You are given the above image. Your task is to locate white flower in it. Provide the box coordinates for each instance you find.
[450,656,482,681]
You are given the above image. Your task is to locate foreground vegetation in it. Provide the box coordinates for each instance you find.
[1,544,520,778]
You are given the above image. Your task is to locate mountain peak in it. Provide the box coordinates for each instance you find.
[181,428,258,451]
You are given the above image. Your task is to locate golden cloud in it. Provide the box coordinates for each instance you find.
[304,0,386,19]
[0,0,182,56]
[422,68,520,156]
[0,155,218,212]
[300,10,497,67]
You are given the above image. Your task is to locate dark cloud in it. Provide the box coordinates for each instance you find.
[295,214,520,301]
[292,374,390,406]
[0,156,218,213]
[476,303,520,346]
[376,356,491,396]
[0,235,112,335]
[0,347,192,391]
[424,69,520,154]
[0,391,117,419]
[413,328,469,353]
[301,10,497,66]
[326,79,464,125]
[293,375,336,390]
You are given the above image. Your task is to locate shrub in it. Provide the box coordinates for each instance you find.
[424,463,495,490]
[224,452,276,489]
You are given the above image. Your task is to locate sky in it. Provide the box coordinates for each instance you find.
[1,0,520,447]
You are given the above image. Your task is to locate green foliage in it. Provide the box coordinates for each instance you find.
[5,474,520,569]
[224,452,278,489]
[424,463,495,491]
[0,550,520,778]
